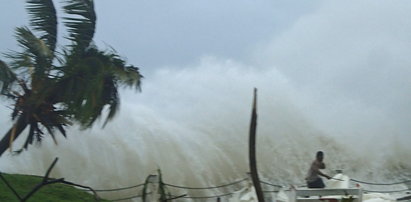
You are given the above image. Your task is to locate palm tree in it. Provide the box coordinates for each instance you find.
[0,0,142,156]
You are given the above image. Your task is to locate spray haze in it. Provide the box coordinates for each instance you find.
[1,56,409,191]
[1,0,411,200]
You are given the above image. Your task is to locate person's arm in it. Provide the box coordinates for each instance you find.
[315,161,330,179]
[318,170,331,179]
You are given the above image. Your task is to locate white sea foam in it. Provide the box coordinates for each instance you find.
[0,57,409,201]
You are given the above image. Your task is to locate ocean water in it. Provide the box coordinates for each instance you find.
[0,59,410,201]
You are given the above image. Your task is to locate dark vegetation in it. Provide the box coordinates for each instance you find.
[0,0,142,156]
[0,173,110,202]
[0,0,142,200]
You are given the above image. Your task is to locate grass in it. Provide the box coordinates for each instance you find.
[0,173,111,202]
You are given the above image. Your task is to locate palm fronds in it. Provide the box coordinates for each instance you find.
[0,0,143,156]
[14,27,53,76]
[0,60,17,94]
[109,53,142,90]
[63,0,96,52]
[58,47,142,128]
[27,0,58,53]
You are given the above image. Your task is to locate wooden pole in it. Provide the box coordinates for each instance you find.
[248,88,265,202]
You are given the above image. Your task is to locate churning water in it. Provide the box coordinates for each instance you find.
[0,57,410,201]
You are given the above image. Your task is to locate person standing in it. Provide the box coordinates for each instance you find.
[305,151,332,188]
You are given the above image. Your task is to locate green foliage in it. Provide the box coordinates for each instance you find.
[0,60,17,94]
[27,0,58,53]
[0,173,110,202]
[0,0,142,155]
[14,26,53,75]
[63,0,96,52]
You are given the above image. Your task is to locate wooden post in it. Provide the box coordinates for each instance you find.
[147,174,160,202]
[248,88,265,202]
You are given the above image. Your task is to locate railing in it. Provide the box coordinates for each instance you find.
[86,173,285,201]
[2,161,411,202]
[104,177,411,201]
[350,178,411,194]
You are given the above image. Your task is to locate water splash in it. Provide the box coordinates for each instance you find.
[0,57,410,200]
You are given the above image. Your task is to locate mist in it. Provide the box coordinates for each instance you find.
[1,0,411,200]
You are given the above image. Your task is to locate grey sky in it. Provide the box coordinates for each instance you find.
[1,0,321,73]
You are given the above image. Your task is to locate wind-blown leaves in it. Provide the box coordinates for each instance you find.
[110,55,142,90]
[63,0,96,52]
[14,27,53,75]
[0,0,142,156]
[27,0,58,53]
[0,60,17,94]
[58,47,141,128]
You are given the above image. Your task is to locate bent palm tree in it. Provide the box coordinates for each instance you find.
[0,0,142,156]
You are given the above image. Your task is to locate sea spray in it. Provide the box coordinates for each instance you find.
[0,57,410,200]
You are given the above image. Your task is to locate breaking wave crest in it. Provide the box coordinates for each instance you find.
[0,57,410,200]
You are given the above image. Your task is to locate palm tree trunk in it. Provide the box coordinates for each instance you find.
[0,116,28,157]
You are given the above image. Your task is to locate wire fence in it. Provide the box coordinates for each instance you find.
[2,168,411,201]
[350,178,411,186]
[349,178,411,194]
[97,176,251,201]
[92,183,145,192]
[103,177,411,201]
[260,180,283,188]
[179,192,235,199]
[362,188,411,193]
[163,178,248,190]
[110,194,144,201]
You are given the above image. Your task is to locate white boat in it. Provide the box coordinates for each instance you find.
[277,173,398,202]
[228,173,409,202]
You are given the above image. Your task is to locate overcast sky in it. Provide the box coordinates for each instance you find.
[1,0,411,144]
[0,0,321,71]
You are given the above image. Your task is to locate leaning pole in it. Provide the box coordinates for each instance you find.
[248,88,265,202]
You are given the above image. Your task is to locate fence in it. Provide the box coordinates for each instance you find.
[80,175,411,201]
[1,160,410,202]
